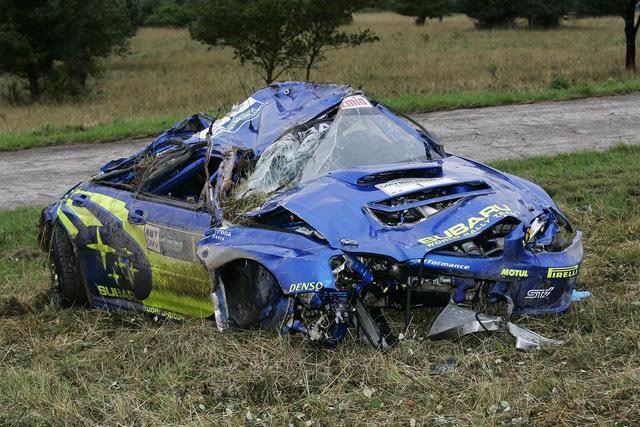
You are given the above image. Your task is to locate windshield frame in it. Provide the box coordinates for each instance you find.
[242,99,445,198]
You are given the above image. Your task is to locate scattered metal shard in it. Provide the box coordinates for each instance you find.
[507,322,564,352]
[428,303,564,352]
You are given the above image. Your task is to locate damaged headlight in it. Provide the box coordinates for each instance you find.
[547,211,577,252]
[524,214,548,247]
[524,210,576,252]
[329,255,364,291]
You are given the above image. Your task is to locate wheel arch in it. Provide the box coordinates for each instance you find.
[39,204,83,257]
[214,257,288,329]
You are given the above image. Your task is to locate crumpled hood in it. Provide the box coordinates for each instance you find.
[250,155,559,261]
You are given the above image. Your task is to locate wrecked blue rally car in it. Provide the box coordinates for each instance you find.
[39,82,583,351]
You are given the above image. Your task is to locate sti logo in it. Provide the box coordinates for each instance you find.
[547,265,579,279]
[525,287,555,299]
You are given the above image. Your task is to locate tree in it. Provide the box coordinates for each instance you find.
[55,0,136,96]
[190,0,301,84]
[522,0,573,28]
[0,0,135,101]
[190,0,378,84]
[127,0,163,27]
[0,0,61,100]
[145,0,196,27]
[297,1,379,80]
[576,0,640,70]
[393,0,455,25]
[458,0,520,28]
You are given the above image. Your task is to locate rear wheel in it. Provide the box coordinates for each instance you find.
[51,224,89,307]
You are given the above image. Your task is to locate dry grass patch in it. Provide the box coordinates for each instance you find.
[0,147,639,425]
[0,13,634,136]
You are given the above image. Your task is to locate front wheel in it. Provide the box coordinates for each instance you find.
[51,224,90,307]
[219,259,286,329]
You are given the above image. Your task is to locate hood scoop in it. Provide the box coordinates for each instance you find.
[327,162,443,186]
[367,180,493,227]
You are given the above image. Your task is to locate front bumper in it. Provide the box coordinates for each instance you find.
[408,231,584,315]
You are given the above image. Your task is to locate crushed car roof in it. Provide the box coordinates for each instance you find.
[197,82,351,156]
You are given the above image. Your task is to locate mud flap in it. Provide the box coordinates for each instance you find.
[427,303,563,352]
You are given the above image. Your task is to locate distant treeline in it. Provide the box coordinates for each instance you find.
[1,0,638,103]
[134,0,637,30]
[130,0,196,28]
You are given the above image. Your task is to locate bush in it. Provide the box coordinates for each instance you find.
[128,0,162,27]
[392,0,455,25]
[459,0,572,29]
[550,78,571,90]
[145,0,196,27]
[522,0,573,28]
[458,0,519,28]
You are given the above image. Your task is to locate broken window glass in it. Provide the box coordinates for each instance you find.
[244,106,437,197]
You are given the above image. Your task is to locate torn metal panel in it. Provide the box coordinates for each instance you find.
[428,303,564,352]
[507,322,564,352]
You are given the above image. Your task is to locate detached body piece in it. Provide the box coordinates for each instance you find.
[428,303,564,351]
[39,82,583,348]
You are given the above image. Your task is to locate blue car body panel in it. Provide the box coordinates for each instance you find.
[42,82,584,336]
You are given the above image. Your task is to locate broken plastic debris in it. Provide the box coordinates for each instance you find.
[571,290,592,302]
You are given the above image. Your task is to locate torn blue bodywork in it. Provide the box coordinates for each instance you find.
[40,82,583,348]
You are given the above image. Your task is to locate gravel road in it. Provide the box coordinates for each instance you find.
[1,95,639,209]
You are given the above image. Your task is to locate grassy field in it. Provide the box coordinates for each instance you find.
[0,13,639,150]
[1,145,638,425]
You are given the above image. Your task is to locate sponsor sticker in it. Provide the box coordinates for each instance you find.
[97,285,136,301]
[288,281,324,293]
[210,228,232,241]
[426,259,470,270]
[144,224,160,253]
[547,265,579,279]
[340,95,372,110]
[143,305,185,321]
[161,235,183,253]
[525,287,555,299]
[501,268,529,278]
[418,204,513,248]
[224,99,264,131]
[197,97,264,140]
[375,178,456,196]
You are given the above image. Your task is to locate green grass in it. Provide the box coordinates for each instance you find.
[2,77,639,152]
[382,78,640,112]
[1,145,639,424]
[0,117,177,151]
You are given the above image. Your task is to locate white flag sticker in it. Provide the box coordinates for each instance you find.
[375,178,456,196]
[340,95,372,110]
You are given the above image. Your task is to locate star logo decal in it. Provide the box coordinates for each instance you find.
[86,228,116,270]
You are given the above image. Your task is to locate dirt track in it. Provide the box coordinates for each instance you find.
[1,95,639,209]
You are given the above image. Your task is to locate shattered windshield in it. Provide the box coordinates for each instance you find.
[245,104,436,195]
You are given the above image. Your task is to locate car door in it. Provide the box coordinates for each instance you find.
[124,193,215,319]
[65,184,215,320]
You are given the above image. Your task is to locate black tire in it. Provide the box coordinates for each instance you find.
[219,259,284,329]
[51,224,89,307]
